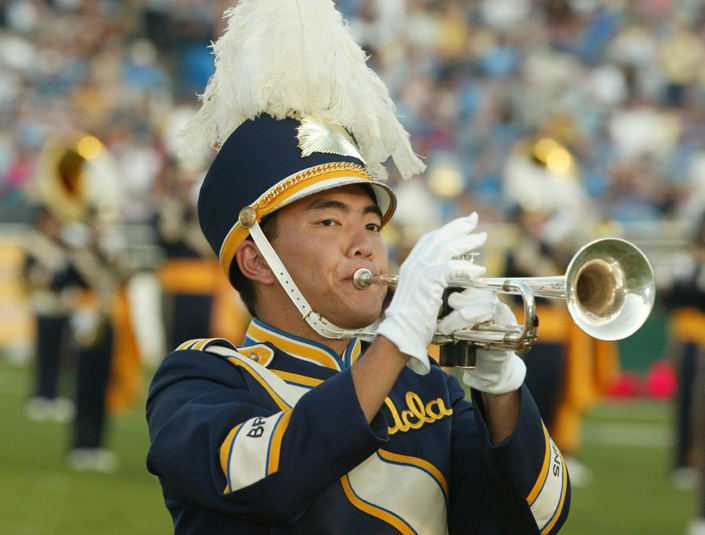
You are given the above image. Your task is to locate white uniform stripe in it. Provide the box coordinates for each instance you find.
[226,423,246,490]
[207,346,306,408]
[530,436,566,529]
[280,383,313,397]
[226,412,285,492]
[347,453,448,535]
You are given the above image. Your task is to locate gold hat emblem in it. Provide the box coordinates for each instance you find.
[297,117,366,164]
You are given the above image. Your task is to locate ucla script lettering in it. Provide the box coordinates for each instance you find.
[384,392,453,435]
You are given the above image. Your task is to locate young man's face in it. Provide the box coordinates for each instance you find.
[270,184,389,329]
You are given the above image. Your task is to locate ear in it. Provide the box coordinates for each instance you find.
[235,240,276,285]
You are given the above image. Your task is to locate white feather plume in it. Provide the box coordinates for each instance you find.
[178,0,425,180]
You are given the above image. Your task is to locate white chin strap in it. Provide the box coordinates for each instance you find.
[249,221,370,340]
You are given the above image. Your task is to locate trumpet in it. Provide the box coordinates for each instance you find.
[354,238,656,368]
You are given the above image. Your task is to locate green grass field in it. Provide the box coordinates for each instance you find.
[0,360,695,534]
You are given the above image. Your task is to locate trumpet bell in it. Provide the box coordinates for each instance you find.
[565,238,655,341]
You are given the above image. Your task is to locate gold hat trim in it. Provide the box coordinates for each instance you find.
[219,162,394,278]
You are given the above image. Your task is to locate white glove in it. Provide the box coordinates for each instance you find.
[437,287,498,334]
[439,287,526,395]
[376,213,487,375]
[60,222,92,249]
[70,308,101,347]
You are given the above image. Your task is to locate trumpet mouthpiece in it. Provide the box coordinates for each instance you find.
[353,269,373,290]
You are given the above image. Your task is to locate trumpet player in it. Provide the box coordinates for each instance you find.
[146,1,570,533]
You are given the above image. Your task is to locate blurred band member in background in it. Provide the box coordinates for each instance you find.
[501,138,621,487]
[23,208,81,423]
[154,158,220,350]
[23,134,127,472]
[661,214,705,535]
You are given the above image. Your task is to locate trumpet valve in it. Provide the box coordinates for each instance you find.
[453,252,480,263]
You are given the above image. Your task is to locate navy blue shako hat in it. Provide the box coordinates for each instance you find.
[177,0,424,339]
[197,114,396,284]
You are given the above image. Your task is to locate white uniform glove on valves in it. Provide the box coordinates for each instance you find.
[376,213,487,375]
[438,287,526,394]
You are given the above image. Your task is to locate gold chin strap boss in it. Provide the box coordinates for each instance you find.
[239,207,257,229]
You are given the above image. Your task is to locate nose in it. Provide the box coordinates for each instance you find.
[348,224,374,258]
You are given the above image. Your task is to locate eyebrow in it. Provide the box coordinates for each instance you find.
[307,199,383,219]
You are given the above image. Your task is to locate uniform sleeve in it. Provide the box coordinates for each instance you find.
[447,377,570,535]
[146,350,388,527]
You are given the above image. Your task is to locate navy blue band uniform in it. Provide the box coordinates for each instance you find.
[147,319,570,534]
[148,1,570,531]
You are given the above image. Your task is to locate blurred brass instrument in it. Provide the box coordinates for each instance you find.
[354,238,656,367]
[32,133,124,347]
[34,132,122,225]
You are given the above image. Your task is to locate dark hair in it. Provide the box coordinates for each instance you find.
[229,211,278,317]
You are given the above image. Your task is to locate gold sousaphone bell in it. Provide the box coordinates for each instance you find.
[354,238,656,368]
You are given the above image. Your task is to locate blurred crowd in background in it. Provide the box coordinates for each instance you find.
[1,0,705,238]
[2,0,705,528]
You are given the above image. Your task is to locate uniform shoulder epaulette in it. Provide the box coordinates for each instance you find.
[175,338,238,352]
[174,338,275,367]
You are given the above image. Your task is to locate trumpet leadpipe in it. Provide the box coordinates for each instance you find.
[352,270,398,290]
[352,268,565,299]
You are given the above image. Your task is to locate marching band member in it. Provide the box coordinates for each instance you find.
[23,207,81,423]
[154,158,221,350]
[661,214,705,535]
[25,133,125,472]
[146,1,571,533]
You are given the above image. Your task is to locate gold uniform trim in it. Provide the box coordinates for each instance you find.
[541,449,568,535]
[219,163,386,278]
[157,259,220,295]
[246,319,343,371]
[376,449,449,501]
[341,475,417,535]
[270,370,324,388]
[671,308,705,347]
[220,422,243,493]
[266,410,293,475]
[236,345,275,367]
[527,424,552,505]
[225,357,292,411]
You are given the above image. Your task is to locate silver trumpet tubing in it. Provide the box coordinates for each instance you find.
[354,238,656,355]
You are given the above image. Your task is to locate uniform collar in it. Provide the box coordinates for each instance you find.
[242,318,362,371]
